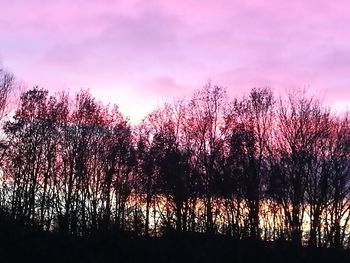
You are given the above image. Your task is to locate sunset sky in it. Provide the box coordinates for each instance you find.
[1,0,350,122]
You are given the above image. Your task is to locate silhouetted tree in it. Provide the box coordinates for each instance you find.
[1,82,350,251]
[187,83,227,234]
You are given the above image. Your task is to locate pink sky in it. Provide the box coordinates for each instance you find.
[1,0,350,122]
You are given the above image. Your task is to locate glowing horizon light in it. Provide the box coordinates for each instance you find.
[331,100,350,114]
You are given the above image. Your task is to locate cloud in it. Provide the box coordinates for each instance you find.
[140,76,188,97]
[1,0,350,121]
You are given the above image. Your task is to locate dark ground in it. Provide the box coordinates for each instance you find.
[0,219,349,263]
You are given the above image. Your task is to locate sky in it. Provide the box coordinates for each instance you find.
[1,0,350,122]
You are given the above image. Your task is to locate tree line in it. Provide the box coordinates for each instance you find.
[1,69,350,249]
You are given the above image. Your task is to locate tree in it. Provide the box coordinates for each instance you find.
[226,87,274,239]
[187,83,228,234]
